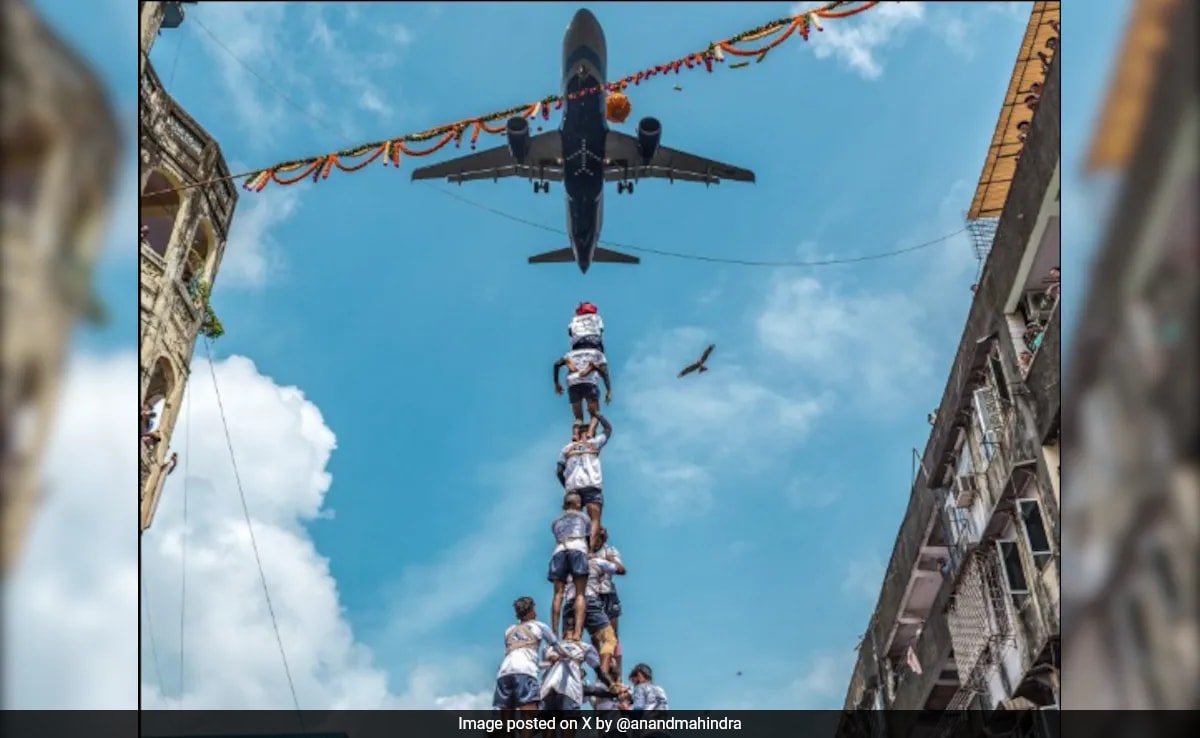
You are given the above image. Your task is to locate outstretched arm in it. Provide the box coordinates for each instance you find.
[553,358,567,393]
[594,414,613,441]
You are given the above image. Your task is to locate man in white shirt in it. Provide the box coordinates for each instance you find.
[569,302,606,352]
[557,414,612,551]
[561,552,622,678]
[540,639,624,716]
[548,493,591,641]
[494,596,565,725]
[553,348,611,434]
[593,528,625,675]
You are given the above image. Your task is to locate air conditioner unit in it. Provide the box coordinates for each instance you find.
[954,473,979,507]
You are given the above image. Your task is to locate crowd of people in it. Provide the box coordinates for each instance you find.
[492,302,669,735]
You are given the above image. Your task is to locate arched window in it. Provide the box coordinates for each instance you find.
[142,357,175,435]
[140,170,182,258]
[182,219,213,288]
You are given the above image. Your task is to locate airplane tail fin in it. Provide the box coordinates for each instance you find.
[528,248,576,264]
[593,247,640,265]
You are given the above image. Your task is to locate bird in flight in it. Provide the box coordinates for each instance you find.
[678,344,715,377]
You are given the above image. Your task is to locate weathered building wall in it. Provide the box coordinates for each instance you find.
[137,32,239,532]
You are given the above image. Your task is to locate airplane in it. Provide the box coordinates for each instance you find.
[409,8,756,274]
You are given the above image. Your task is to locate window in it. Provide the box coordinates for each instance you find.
[997,540,1029,596]
[973,388,1000,461]
[1018,499,1053,568]
[956,434,975,477]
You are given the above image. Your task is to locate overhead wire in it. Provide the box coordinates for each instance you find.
[140,566,168,702]
[202,338,305,726]
[422,182,969,267]
[189,15,342,136]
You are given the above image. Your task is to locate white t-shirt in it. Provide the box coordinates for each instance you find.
[563,558,618,601]
[569,314,604,343]
[552,510,591,553]
[558,433,609,491]
[497,619,559,678]
[540,639,601,706]
[631,682,670,711]
[595,545,622,594]
[565,348,606,386]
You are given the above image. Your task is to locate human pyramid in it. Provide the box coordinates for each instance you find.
[492,302,670,731]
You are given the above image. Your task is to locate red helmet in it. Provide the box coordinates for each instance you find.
[576,302,598,315]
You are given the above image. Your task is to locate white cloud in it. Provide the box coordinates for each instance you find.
[790,2,1031,79]
[3,351,488,709]
[610,327,826,521]
[754,273,935,410]
[786,478,843,510]
[387,23,415,46]
[218,184,301,288]
[188,4,411,144]
[358,89,393,118]
[792,1,926,80]
[376,434,564,645]
[729,652,853,709]
[842,555,886,601]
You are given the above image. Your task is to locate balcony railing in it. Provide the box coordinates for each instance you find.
[1025,297,1061,442]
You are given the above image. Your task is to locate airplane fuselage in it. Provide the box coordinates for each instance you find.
[559,9,608,273]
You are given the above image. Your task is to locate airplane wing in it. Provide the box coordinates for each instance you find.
[410,132,565,183]
[604,131,755,185]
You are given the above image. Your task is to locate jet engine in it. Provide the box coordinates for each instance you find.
[506,116,530,161]
[636,117,661,164]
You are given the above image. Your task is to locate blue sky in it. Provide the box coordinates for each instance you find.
[15,0,1122,710]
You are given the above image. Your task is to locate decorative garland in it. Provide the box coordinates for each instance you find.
[235,2,879,194]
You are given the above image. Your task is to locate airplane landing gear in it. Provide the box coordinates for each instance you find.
[617,180,635,194]
[533,180,550,193]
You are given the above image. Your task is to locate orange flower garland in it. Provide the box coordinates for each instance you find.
[142,3,881,197]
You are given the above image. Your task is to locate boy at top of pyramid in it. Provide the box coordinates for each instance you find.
[569,301,605,353]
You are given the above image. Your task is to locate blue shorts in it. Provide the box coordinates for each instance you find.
[548,549,589,582]
[599,591,622,620]
[562,596,610,634]
[572,336,605,352]
[542,692,581,712]
[568,383,599,404]
[493,673,540,709]
[574,486,603,506]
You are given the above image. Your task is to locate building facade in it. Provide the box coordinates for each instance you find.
[1060,0,1197,711]
[138,1,239,532]
[838,7,1061,737]
[1,0,120,575]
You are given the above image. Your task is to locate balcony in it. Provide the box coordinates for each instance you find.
[1024,297,1061,443]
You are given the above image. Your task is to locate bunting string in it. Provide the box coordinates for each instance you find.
[143,2,879,198]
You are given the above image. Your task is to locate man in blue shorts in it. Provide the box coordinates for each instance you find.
[557,414,612,551]
[593,528,625,674]
[561,550,622,678]
[548,492,591,641]
[553,347,611,432]
[494,596,565,733]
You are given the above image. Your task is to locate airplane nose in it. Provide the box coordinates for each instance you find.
[569,8,599,32]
